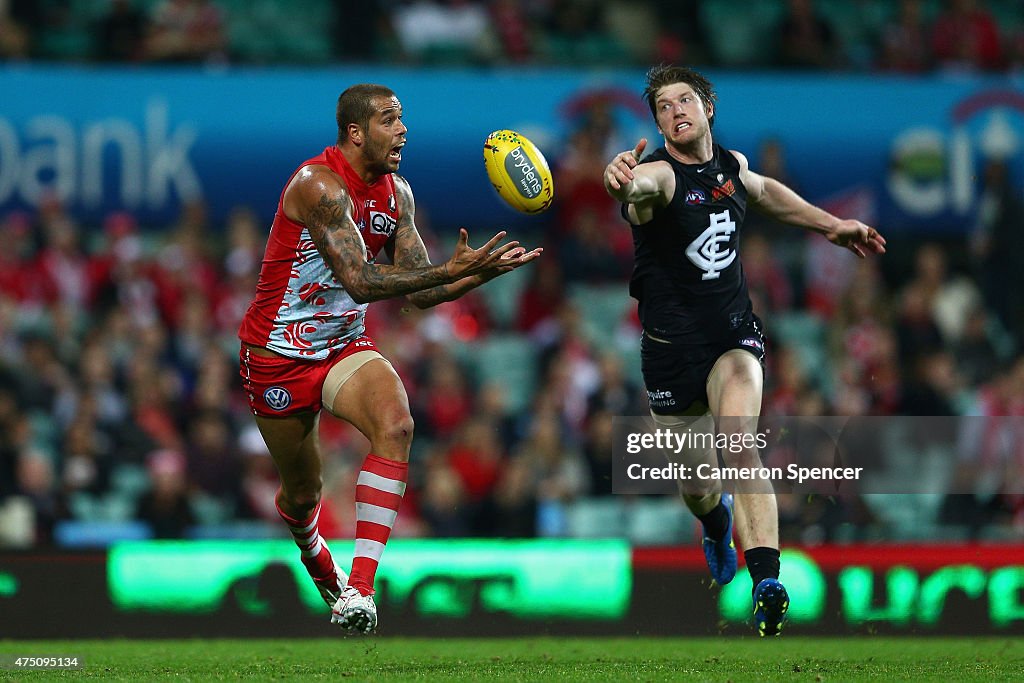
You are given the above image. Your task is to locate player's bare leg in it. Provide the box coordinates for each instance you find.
[707,351,776,548]
[255,411,348,609]
[707,349,788,635]
[327,357,413,633]
[652,410,736,585]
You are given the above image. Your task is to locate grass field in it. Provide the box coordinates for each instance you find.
[2,637,1021,682]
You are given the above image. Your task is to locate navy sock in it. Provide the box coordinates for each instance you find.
[696,499,729,541]
[745,547,781,593]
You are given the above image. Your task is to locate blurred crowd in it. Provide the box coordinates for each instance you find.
[1,0,1024,550]
[1,0,1023,73]
[0,104,1022,548]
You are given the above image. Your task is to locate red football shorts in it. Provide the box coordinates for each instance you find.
[239,336,380,417]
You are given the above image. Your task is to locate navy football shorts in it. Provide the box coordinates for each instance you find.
[641,314,766,415]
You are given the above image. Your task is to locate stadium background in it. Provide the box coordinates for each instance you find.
[1,0,1023,638]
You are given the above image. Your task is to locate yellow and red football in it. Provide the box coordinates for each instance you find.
[483,129,554,214]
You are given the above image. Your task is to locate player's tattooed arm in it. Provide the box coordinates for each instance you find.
[388,175,541,309]
[291,168,451,304]
[389,176,484,308]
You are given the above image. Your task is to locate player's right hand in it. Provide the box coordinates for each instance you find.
[604,138,647,191]
[444,228,521,280]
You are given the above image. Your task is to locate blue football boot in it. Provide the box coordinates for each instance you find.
[752,577,790,636]
[701,492,737,585]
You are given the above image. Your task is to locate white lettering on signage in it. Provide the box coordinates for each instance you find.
[0,99,200,210]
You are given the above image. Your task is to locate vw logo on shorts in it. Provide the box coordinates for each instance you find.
[263,386,292,411]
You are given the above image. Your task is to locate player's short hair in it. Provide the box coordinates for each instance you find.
[643,65,717,129]
[336,84,396,145]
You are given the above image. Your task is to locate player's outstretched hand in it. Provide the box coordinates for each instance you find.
[479,244,544,281]
[604,138,647,191]
[444,228,521,280]
[827,220,887,259]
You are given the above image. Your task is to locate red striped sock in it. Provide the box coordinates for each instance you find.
[349,453,408,596]
[276,494,337,582]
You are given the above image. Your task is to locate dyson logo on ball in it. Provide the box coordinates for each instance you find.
[505,146,542,198]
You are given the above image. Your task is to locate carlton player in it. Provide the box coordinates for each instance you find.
[603,65,885,636]
[239,84,540,632]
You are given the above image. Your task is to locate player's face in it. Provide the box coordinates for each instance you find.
[654,82,711,147]
[364,96,407,174]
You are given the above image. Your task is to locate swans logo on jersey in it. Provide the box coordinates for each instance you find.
[685,189,706,205]
[370,211,396,237]
[263,386,292,411]
[685,210,736,280]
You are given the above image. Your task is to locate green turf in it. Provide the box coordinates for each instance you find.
[1,637,1021,682]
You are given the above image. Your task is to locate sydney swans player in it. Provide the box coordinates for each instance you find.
[239,84,541,632]
[604,66,884,636]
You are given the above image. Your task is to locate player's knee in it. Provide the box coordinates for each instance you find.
[714,350,761,384]
[681,486,718,506]
[722,363,760,390]
[379,413,415,450]
[282,481,322,514]
[720,444,762,470]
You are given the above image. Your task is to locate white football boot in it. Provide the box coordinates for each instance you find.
[312,562,349,609]
[331,586,377,633]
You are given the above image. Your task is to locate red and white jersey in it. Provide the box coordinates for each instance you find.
[239,146,398,359]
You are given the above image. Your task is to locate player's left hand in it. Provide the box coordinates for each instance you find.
[827,220,887,258]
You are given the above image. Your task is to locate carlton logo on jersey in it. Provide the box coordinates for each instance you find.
[263,386,292,411]
[685,210,736,280]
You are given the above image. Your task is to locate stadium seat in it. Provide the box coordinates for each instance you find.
[476,265,530,329]
[769,311,832,392]
[54,520,153,548]
[190,493,235,525]
[68,492,100,521]
[99,493,137,522]
[770,311,826,346]
[604,1,659,63]
[110,464,152,499]
[69,0,108,23]
[222,0,333,63]
[625,497,693,546]
[565,497,627,538]
[461,334,538,413]
[569,284,632,344]
[27,412,59,462]
[700,0,785,67]
[186,521,280,540]
[816,0,890,68]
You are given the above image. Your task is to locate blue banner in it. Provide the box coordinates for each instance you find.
[1,65,1022,233]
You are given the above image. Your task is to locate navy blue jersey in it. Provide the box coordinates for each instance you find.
[625,143,753,343]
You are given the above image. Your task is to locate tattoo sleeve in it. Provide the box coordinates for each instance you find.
[304,186,451,304]
[388,179,484,309]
